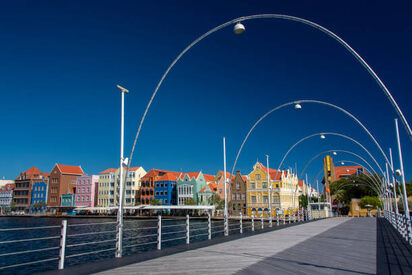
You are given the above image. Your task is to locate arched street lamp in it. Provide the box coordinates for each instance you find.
[229,99,394,183]
[124,14,411,194]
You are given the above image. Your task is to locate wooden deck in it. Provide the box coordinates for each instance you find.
[94,217,379,275]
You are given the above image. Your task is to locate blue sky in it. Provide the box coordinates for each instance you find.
[0,0,411,188]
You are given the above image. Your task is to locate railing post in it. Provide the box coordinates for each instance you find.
[276,213,279,226]
[252,214,255,232]
[288,211,291,224]
[240,212,243,234]
[157,215,162,250]
[58,220,67,270]
[186,214,190,244]
[261,213,264,230]
[269,210,273,228]
[208,212,211,240]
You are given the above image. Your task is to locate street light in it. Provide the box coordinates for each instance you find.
[294,103,302,110]
[233,22,245,34]
[125,15,411,197]
[115,84,129,258]
[333,151,337,155]
[320,134,326,139]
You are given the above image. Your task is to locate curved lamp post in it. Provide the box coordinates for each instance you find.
[230,99,394,179]
[274,132,385,181]
[125,14,411,191]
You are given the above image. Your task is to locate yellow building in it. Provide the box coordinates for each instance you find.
[97,167,146,210]
[246,162,299,216]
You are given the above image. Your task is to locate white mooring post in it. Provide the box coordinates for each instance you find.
[208,212,211,240]
[58,220,67,270]
[261,214,264,230]
[252,214,255,231]
[186,214,190,244]
[269,211,273,228]
[240,212,243,234]
[157,215,162,250]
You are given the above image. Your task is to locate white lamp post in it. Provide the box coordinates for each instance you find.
[115,84,129,258]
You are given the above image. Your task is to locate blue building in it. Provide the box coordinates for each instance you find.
[154,174,178,205]
[31,181,48,213]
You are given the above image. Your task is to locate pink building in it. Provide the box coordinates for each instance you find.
[75,175,99,207]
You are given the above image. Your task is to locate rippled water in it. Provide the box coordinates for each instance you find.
[0,217,246,275]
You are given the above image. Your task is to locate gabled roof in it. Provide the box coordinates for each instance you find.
[16,166,48,180]
[142,169,181,181]
[56,164,84,175]
[200,182,217,193]
[179,172,201,180]
[298,180,304,187]
[129,167,142,171]
[255,162,286,180]
[203,174,215,182]
[157,173,179,182]
[99,168,117,174]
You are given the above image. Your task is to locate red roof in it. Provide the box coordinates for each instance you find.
[99,168,117,174]
[179,172,201,180]
[334,165,364,179]
[142,169,181,181]
[0,183,15,191]
[156,173,179,182]
[298,180,304,187]
[16,167,48,180]
[56,164,84,175]
[129,167,142,171]
[256,163,285,180]
[203,174,215,182]
[200,182,217,193]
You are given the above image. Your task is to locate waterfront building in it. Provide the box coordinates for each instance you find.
[323,155,366,189]
[230,171,247,215]
[215,171,232,200]
[97,168,116,208]
[75,175,99,208]
[141,169,180,205]
[31,181,48,213]
[176,172,214,205]
[98,167,146,208]
[198,182,217,206]
[47,164,84,208]
[0,183,15,213]
[61,191,76,207]
[0,180,14,188]
[246,162,299,216]
[13,167,49,212]
[154,173,178,205]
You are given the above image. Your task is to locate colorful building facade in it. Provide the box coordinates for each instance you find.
[154,174,178,205]
[31,181,48,213]
[0,183,15,212]
[47,164,84,208]
[75,175,99,208]
[246,162,299,216]
[14,167,49,212]
[141,169,180,205]
[61,192,76,207]
[198,182,217,206]
[230,171,247,214]
[176,172,213,205]
[97,167,146,209]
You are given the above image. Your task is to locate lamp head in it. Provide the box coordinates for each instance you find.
[320,134,326,140]
[333,152,337,155]
[341,162,345,165]
[233,22,246,35]
[395,169,402,177]
[294,103,302,110]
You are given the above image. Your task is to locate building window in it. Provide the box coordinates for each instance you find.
[236,182,240,190]
[250,182,256,189]
[256,174,261,180]
[263,196,268,203]
[262,182,267,189]
[232,194,236,200]
[242,193,246,200]
[251,196,256,203]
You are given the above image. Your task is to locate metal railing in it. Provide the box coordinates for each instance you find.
[384,210,412,245]
[0,209,313,273]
